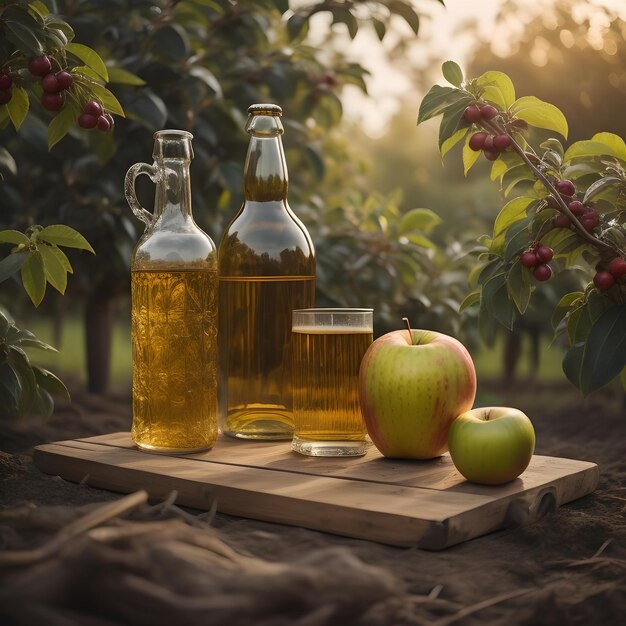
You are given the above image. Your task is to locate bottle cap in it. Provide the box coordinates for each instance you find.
[246,103,284,137]
[248,103,282,116]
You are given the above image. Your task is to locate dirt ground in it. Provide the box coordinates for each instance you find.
[0,380,624,626]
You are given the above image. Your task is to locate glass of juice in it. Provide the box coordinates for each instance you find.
[291,308,373,456]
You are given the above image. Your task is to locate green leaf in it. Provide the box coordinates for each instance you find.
[490,151,524,182]
[33,386,54,419]
[563,140,614,162]
[331,7,358,39]
[590,132,626,161]
[106,67,146,86]
[540,138,564,158]
[399,209,442,235]
[493,197,535,237]
[583,176,622,204]
[476,71,515,109]
[459,289,481,312]
[417,85,464,124]
[20,250,46,306]
[4,12,44,55]
[38,243,68,294]
[47,105,77,150]
[510,96,568,139]
[388,0,420,35]
[88,84,125,117]
[372,18,386,41]
[405,233,436,250]
[37,225,95,253]
[506,260,532,314]
[442,61,463,87]
[33,366,70,400]
[462,133,480,175]
[152,24,191,61]
[482,272,515,330]
[438,99,471,149]
[66,43,109,81]
[562,342,585,390]
[440,127,468,158]
[0,362,20,415]
[8,346,36,418]
[6,87,29,131]
[552,291,584,331]
[579,305,626,395]
[0,251,28,283]
[287,14,309,41]
[0,230,29,245]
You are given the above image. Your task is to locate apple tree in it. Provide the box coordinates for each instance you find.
[419,62,626,395]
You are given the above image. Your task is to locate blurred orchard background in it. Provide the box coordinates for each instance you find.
[1,0,625,405]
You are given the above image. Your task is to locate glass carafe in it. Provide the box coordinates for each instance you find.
[125,130,218,453]
[218,104,316,440]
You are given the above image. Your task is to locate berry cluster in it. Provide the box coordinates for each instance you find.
[27,55,72,111]
[78,100,113,132]
[463,104,511,161]
[548,179,600,232]
[594,257,626,292]
[520,245,554,282]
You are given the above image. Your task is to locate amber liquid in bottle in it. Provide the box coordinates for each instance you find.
[131,269,218,452]
[218,104,316,439]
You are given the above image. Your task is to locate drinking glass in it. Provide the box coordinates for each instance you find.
[291,308,373,456]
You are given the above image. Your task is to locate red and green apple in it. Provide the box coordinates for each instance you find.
[358,328,477,459]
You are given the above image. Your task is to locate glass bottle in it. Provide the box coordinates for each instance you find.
[125,130,218,453]
[218,104,316,439]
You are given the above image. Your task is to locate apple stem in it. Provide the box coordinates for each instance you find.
[402,317,414,345]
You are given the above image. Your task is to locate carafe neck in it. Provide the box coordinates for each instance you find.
[153,158,193,224]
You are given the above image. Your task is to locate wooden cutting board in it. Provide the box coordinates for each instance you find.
[33,432,598,550]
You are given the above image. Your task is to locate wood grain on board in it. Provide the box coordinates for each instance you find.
[34,432,598,549]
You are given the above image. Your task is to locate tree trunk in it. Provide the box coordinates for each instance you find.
[85,293,114,394]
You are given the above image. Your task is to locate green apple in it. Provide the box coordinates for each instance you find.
[448,407,535,485]
[358,328,477,459]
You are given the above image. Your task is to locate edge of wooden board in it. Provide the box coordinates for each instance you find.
[33,437,599,550]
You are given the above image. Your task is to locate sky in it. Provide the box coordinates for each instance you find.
[306,0,626,136]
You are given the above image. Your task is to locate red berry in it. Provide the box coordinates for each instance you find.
[608,257,626,278]
[78,113,98,129]
[552,214,571,228]
[535,245,554,263]
[41,92,65,111]
[28,55,52,77]
[593,271,615,291]
[468,132,487,151]
[483,149,499,161]
[56,71,73,90]
[533,264,552,282]
[483,135,495,151]
[493,134,512,151]
[520,251,538,268]
[580,211,599,231]
[463,105,482,123]
[103,113,114,129]
[480,104,498,120]
[321,72,337,87]
[555,179,576,196]
[97,114,111,132]
[0,73,12,90]
[0,89,11,105]
[84,100,103,117]
[42,72,61,93]
[568,200,585,216]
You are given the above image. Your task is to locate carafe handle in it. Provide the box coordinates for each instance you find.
[124,162,159,227]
